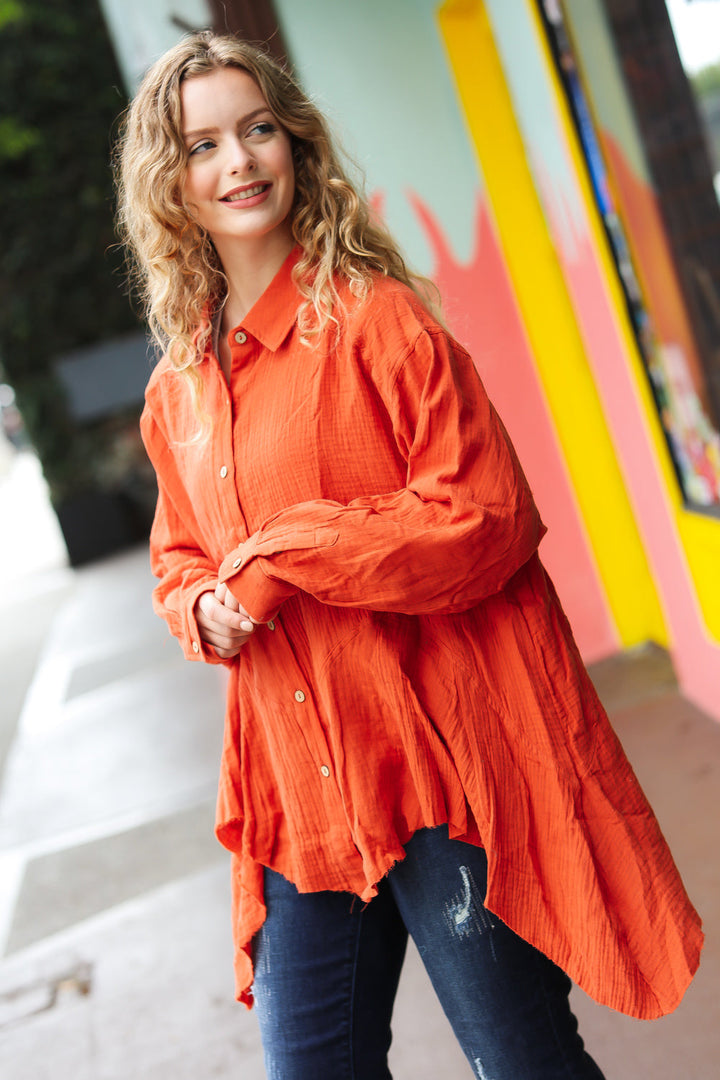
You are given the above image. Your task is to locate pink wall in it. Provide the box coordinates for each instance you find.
[534,158,720,719]
[408,190,618,661]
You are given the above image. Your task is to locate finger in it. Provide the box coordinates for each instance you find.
[213,585,256,631]
[215,582,240,613]
[199,593,253,632]
[229,596,262,626]
[211,643,244,660]
[200,616,254,642]
[197,618,254,650]
[237,603,262,626]
[200,626,254,652]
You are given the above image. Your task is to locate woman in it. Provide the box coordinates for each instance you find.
[117,31,702,1079]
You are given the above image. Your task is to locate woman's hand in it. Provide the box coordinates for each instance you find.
[194,582,260,659]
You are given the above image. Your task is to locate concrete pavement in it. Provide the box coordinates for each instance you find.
[0,531,470,1079]
[0,460,718,1077]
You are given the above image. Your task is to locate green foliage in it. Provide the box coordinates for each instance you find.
[691,62,720,99]
[0,116,40,159]
[0,0,23,31]
[0,0,140,502]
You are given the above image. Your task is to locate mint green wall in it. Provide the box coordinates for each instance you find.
[484,0,589,262]
[562,0,650,183]
[273,0,481,273]
[99,0,212,91]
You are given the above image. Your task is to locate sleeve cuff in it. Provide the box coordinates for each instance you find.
[181,578,228,665]
[219,549,298,623]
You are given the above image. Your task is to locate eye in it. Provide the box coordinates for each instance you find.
[247,120,276,138]
[188,138,215,156]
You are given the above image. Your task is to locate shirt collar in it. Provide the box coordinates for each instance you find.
[231,246,303,353]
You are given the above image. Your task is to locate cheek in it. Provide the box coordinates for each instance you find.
[182,172,200,203]
[180,176,214,224]
[179,171,194,207]
[285,173,296,209]
[276,136,295,184]
[281,150,296,203]
[177,177,190,208]
[182,160,214,201]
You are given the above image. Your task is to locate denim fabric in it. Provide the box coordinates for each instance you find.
[253,826,605,1080]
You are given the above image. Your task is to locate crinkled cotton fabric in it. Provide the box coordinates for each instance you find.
[140,249,702,1019]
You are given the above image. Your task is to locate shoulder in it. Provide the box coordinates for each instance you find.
[340,274,450,365]
[338,273,470,385]
[348,273,438,330]
[143,350,201,417]
[144,351,178,403]
[141,353,200,451]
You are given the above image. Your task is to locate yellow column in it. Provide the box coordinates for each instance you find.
[438,0,667,648]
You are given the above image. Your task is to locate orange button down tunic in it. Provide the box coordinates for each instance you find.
[141,249,702,1019]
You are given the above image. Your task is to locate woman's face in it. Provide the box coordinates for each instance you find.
[180,67,295,258]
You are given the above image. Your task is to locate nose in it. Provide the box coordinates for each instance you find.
[227,136,255,174]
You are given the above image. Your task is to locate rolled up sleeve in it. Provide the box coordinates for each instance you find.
[220,329,545,617]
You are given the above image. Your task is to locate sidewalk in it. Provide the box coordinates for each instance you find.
[0,514,718,1076]
[0,536,470,1080]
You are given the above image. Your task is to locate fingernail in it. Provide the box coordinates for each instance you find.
[240,621,254,632]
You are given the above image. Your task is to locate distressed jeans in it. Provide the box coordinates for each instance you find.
[253,825,606,1080]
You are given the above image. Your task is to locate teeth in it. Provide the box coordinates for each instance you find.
[225,184,267,202]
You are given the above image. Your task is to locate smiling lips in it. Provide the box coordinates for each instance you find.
[222,182,271,203]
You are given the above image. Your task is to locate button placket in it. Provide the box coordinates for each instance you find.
[291,688,328,777]
[281,646,335,791]
[212,335,250,547]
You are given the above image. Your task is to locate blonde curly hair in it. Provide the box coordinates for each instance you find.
[115,31,438,393]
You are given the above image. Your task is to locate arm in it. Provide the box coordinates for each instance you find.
[195,583,260,660]
[146,469,229,664]
[141,406,259,664]
[219,327,545,622]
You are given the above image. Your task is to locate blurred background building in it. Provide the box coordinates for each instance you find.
[3,0,719,720]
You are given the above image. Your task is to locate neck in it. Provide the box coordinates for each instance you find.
[215,231,295,330]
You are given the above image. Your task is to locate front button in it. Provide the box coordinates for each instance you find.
[192,641,200,653]
[232,558,242,569]
[320,765,330,778]
[220,465,228,479]
[294,690,306,703]
[234,330,247,344]
[267,620,275,631]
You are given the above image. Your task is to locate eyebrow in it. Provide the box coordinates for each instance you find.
[183,107,273,142]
